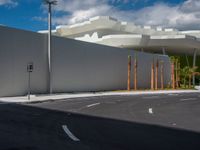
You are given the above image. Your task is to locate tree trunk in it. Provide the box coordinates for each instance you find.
[184,76,186,88]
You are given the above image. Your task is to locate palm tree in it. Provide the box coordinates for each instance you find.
[180,66,189,88]
[180,66,198,88]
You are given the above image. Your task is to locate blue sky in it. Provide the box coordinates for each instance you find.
[1,0,199,31]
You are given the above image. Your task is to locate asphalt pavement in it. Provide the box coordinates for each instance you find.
[1,93,200,150]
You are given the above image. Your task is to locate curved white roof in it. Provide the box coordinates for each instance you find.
[38,16,200,55]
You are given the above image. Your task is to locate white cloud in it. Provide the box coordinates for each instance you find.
[0,0,18,7]
[53,1,111,24]
[41,0,200,30]
[132,0,200,30]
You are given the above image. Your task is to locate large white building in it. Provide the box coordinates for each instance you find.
[39,16,200,56]
[39,16,200,85]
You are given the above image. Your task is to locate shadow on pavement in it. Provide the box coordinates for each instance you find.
[0,103,200,150]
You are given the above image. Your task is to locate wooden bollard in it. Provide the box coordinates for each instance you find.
[171,62,175,89]
[175,59,178,88]
[127,55,131,91]
[151,61,155,90]
[178,62,181,88]
[134,57,138,90]
[155,60,159,90]
[160,61,164,90]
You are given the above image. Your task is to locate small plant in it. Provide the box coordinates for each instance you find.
[180,66,198,88]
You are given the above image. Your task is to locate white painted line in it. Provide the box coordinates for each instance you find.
[172,123,176,126]
[86,102,100,108]
[168,93,179,96]
[148,108,153,114]
[180,98,197,101]
[62,125,80,141]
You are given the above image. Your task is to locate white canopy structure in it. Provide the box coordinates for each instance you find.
[39,16,200,56]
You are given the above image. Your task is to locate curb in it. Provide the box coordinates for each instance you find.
[0,90,199,104]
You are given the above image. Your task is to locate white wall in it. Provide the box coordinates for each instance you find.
[51,37,171,92]
[0,26,48,96]
[0,26,171,97]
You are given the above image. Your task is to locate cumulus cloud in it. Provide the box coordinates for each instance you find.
[53,0,111,24]
[41,0,200,30]
[0,0,18,7]
[131,0,200,30]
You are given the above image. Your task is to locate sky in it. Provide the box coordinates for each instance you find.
[0,0,200,32]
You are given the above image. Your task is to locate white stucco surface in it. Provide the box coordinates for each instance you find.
[0,25,171,97]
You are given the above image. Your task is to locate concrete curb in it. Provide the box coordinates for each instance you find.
[0,90,199,104]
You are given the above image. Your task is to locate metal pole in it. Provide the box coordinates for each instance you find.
[28,71,30,100]
[162,47,166,55]
[48,3,52,94]
[44,0,57,94]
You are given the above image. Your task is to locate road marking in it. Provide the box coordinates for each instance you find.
[172,123,176,126]
[86,102,100,108]
[148,108,153,114]
[180,98,197,101]
[168,93,179,96]
[62,125,80,141]
[143,96,159,99]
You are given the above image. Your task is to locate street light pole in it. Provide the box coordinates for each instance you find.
[44,0,57,94]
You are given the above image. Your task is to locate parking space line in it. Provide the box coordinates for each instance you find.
[180,98,197,101]
[62,125,80,141]
[148,108,153,114]
[167,93,179,96]
[86,102,100,108]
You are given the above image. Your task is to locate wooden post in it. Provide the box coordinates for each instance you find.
[175,59,178,88]
[151,61,155,90]
[178,62,181,88]
[171,62,175,89]
[127,55,131,91]
[160,61,164,90]
[155,60,159,90]
[134,56,137,90]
